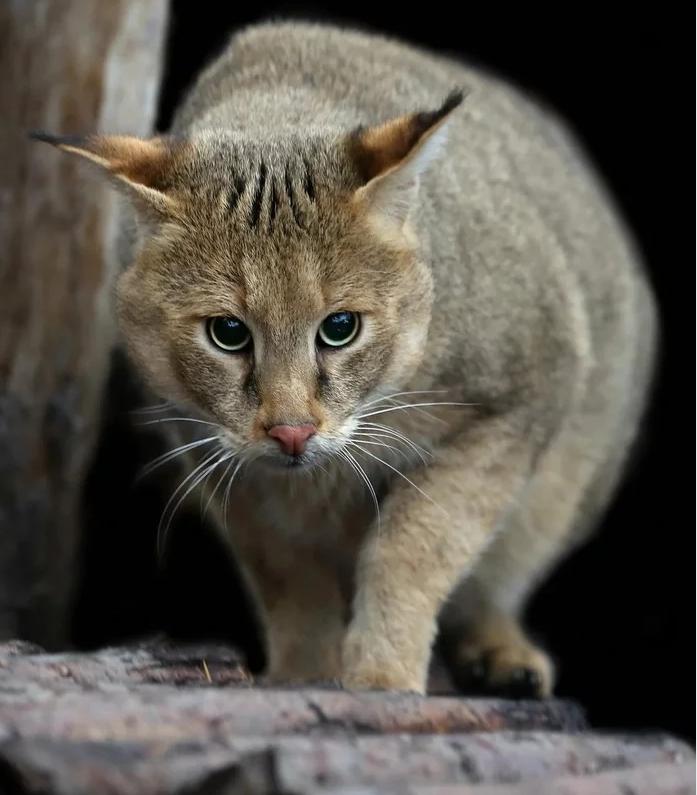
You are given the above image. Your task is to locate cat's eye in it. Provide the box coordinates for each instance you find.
[317,311,360,348]
[207,316,252,352]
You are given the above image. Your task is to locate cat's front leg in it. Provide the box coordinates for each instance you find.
[262,564,346,684]
[342,416,534,693]
[232,525,347,684]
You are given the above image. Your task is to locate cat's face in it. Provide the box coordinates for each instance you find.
[37,92,460,468]
[116,136,433,468]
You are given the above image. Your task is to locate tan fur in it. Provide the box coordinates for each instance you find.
[350,90,462,182]
[39,22,657,695]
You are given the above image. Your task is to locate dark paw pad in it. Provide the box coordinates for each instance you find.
[450,657,544,700]
[497,666,543,699]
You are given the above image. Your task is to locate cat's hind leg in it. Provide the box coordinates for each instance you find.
[439,423,620,699]
[439,576,555,698]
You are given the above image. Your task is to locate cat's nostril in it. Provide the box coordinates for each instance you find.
[266,423,317,456]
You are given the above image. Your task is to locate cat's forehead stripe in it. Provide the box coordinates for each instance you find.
[249,161,267,228]
[268,177,279,230]
[302,157,316,202]
[223,174,247,216]
[284,165,304,228]
[221,157,316,230]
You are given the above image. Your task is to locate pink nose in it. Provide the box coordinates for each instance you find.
[267,423,317,456]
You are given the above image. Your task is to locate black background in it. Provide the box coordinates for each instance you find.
[73,3,694,741]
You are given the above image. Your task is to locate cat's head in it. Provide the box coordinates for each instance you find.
[34,92,462,469]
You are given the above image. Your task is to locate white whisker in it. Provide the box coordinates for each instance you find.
[360,389,449,410]
[200,450,235,518]
[356,422,432,463]
[204,453,237,520]
[382,397,448,425]
[157,447,222,558]
[339,449,380,525]
[138,436,218,480]
[138,417,219,428]
[349,436,405,458]
[348,441,448,518]
[130,401,174,415]
[358,423,431,454]
[222,459,244,524]
[358,401,475,420]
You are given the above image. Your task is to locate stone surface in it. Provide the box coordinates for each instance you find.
[0,641,693,794]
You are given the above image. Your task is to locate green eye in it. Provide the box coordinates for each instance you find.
[207,316,252,352]
[318,311,360,348]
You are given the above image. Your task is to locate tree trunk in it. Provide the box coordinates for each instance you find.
[0,0,169,647]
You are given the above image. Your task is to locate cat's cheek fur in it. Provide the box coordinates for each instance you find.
[383,271,434,386]
[115,268,191,405]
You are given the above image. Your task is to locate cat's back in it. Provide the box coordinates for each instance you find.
[176,21,571,141]
[176,21,643,293]
[175,22,656,405]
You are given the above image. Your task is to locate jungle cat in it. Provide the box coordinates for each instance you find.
[35,22,657,696]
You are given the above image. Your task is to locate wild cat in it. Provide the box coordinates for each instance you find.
[35,22,656,696]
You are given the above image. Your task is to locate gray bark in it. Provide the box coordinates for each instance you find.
[0,0,169,646]
[0,640,692,795]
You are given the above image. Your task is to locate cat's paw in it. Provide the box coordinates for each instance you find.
[342,631,425,693]
[342,666,423,693]
[448,641,554,699]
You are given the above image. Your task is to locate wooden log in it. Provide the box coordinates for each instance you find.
[0,640,585,738]
[0,728,692,794]
[0,641,692,795]
[0,0,169,646]
[299,764,697,795]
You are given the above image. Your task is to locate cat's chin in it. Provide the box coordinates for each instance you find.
[253,451,325,474]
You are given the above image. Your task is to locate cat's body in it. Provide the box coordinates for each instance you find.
[41,22,657,695]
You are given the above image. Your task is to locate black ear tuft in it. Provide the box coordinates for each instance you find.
[349,88,466,185]
[28,131,89,147]
[441,89,466,116]
[412,89,466,138]
[27,132,185,215]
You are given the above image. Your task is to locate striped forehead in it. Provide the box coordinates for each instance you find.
[216,154,319,232]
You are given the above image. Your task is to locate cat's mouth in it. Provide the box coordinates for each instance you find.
[219,427,350,473]
[255,447,326,472]
[268,453,313,469]
[250,429,349,473]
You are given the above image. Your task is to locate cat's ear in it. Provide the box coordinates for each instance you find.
[349,90,464,226]
[29,132,183,216]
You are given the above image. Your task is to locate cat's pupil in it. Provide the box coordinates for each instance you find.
[318,312,359,347]
[208,316,251,351]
